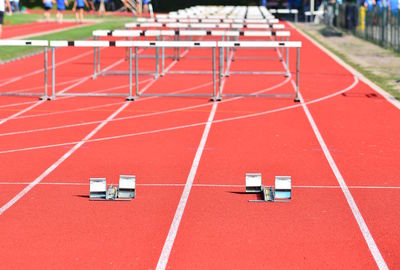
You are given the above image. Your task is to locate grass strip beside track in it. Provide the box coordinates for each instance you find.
[0,19,130,62]
[3,13,43,25]
[295,23,400,100]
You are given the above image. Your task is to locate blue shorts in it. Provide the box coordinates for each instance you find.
[143,0,150,4]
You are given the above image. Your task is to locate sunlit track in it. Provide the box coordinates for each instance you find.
[0,46,193,217]
[3,79,214,122]
[0,77,287,136]
[1,181,400,190]
[0,76,358,154]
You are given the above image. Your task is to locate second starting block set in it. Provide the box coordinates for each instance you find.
[245,173,292,202]
[89,175,136,201]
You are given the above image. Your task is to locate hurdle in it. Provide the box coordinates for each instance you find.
[48,40,136,100]
[217,41,301,102]
[268,9,299,23]
[136,17,280,24]
[0,40,49,99]
[92,29,291,78]
[125,22,285,30]
[116,40,219,101]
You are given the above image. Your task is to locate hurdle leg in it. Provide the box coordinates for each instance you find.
[217,46,223,101]
[40,47,49,100]
[210,47,217,101]
[126,46,135,101]
[93,36,97,79]
[155,36,159,79]
[285,36,290,77]
[177,33,181,61]
[97,41,100,76]
[135,47,140,98]
[50,47,56,100]
[161,36,165,76]
[294,47,300,102]
[225,36,230,77]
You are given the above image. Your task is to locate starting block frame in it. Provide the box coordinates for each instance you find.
[89,175,136,201]
[245,173,292,203]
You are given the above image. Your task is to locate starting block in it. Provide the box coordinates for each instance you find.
[89,175,136,201]
[245,173,291,203]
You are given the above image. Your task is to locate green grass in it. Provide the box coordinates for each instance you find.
[3,13,43,25]
[296,24,400,100]
[0,18,131,62]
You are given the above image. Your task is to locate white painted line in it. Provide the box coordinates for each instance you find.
[0,46,192,217]
[0,77,358,155]
[0,102,130,217]
[290,22,400,110]
[0,100,45,126]
[292,81,388,270]
[156,101,218,270]
[1,181,400,189]
[0,48,96,88]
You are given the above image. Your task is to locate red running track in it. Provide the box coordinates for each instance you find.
[0,21,399,269]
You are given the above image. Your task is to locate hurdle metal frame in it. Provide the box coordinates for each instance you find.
[1,40,301,102]
[92,29,291,78]
[0,40,49,99]
[217,41,302,102]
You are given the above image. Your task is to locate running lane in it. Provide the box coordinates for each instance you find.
[0,47,219,269]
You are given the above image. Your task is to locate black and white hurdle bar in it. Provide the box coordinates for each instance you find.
[2,40,301,102]
[92,29,291,77]
[124,22,285,30]
[136,17,280,24]
[0,40,50,99]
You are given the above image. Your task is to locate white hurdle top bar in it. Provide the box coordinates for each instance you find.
[125,22,285,30]
[218,41,301,48]
[0,40,48,46]
[92,29,291,38]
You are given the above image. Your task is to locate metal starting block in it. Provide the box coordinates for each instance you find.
[89,175,136,201]
[245,173,291,203]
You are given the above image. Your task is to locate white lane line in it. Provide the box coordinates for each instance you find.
[290,22,400,110]
[0,58,125,127]
[156,44,227,270]
[0,100,45,126]
[0,102,130,216]
[2,181,400,190]
[0,77,358,155]
[0,48,96,88]
[156,101,218,270]
[0,46,192,217]
[292,81,388,269]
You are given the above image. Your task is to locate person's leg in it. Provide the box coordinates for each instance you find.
[80,8,84,22]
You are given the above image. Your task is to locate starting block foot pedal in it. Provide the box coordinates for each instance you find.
[245,173,262,193]
[118,175,136,199]
[245,173,292,203]
[90,178,107,200]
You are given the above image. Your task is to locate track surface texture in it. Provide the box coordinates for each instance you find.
[0,20,399,270]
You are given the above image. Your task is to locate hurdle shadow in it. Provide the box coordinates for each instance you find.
[228,191,264,200]
[341,92,383,99]
[75,195,90,199]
